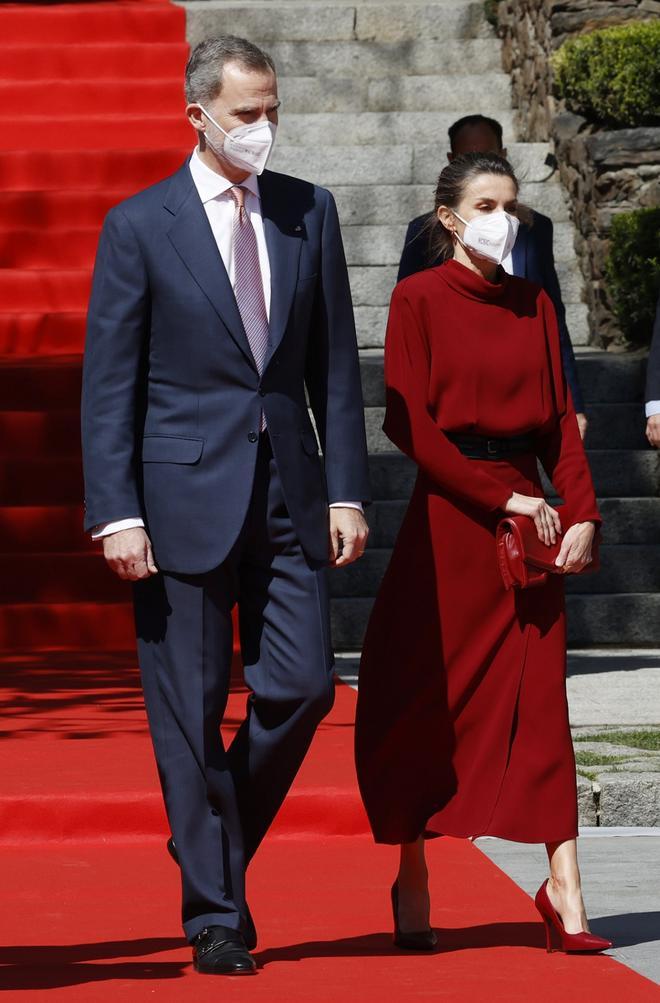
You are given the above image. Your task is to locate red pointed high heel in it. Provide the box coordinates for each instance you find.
[534,879,612,954]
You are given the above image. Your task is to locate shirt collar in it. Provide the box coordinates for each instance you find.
[189,148,260,204]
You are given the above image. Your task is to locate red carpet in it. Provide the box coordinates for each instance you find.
[1,3,658,1000]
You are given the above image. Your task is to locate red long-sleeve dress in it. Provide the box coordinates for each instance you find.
[355,258,601,845]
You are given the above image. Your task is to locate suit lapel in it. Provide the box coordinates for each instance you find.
[511,223,528,278]
[164,164,256,369]
[259,171,303,367]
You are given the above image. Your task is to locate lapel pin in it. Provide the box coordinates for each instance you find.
[294,224,302,232]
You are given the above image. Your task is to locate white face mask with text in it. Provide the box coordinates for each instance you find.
[452,209,519,265]
[198,104,277,175]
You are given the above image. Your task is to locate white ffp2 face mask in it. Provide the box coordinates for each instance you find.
[452,209,519,265]
[198,104,277,175]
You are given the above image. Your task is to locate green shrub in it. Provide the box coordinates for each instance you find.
[484,0,503,27]
[552,20,660,127]
[604,208,660,346]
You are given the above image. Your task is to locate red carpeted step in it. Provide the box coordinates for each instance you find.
[0,553,126,603]
[0,115,192,150]
[1,79,188,115]
[0,506,90,553]
[0,357,81,411]
[0,270,91,311]
[0,313,86,356]
[2,41,189,80]
[1,2,185,45]
[5,839,659,1003]
[0,148,188,190]
[0,601,135,650]
[0,410,81,457]
[1,457,83,505]
[0,191,133,228]
[0,231,101,269]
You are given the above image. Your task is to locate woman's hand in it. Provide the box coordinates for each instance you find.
[504,492,562,546]
[554,521,595,573]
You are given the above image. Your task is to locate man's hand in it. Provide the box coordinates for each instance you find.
[576,412,588,441]
[329,508,369,568]
[555,521,595,574]
[646,415,660,448]
[102,527,158,581]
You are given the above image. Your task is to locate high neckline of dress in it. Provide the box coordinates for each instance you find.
[435,257,510,302]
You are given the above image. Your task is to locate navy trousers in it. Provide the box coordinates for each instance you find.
[133,434,335,941]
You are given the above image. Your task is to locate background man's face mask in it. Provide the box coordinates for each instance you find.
[198,104,277,175]
[452,209,520,265]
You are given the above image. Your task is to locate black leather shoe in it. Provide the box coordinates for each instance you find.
[167,837,258,951]
[391,881,438,951]
[192,926,257,976]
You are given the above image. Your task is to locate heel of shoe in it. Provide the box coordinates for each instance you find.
[542,916,554,953]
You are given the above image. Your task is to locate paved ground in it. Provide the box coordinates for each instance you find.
[479,830,660,987]
[336,649,660,986]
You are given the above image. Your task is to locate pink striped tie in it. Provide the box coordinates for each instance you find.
[229,185,270,429]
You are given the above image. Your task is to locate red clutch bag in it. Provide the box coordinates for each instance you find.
[496,514,600,591]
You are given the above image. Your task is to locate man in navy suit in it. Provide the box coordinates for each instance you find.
[645,293,660,447]
[398,114,588,438]
[81,36,370,975]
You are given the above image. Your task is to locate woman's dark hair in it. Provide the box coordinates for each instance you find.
[422,153,522,265]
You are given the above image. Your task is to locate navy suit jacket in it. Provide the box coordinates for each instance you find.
[82,162,371,574]
[397,210,585,413]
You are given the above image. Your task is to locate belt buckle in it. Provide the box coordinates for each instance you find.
[487,439,499,456]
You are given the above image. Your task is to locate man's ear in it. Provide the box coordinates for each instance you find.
[447,152,454,163]
[500,147,508,160]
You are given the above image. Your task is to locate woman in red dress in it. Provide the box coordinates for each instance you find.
[355,153,612,954]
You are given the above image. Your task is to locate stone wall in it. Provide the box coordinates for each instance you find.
[498,0,660,345]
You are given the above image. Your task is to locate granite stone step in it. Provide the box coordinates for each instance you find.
[330,593,660,650]
[328,545,660,599]
[367,451,660,500]
[277,72,512,113]
[256,38,502,78]
[269,142,552,186]
[275,111,517,147]
[184,2,491,46]
[363,497,660,549]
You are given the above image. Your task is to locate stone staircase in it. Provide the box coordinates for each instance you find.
[179,0,660,648]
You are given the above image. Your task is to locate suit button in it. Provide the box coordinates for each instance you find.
[248,431,258,443]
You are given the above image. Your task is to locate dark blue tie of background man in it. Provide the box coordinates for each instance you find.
[81,35,370,977]
[398,114,588,440]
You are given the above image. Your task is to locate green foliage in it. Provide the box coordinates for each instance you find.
[552,19,660,127]
[576,729,660,751]
[604,208,660,346]
[574,750,629,767]
[484,0,503,28]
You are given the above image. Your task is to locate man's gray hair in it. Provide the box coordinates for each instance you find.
[185,35,276,104]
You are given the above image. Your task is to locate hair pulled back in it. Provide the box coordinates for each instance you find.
[423,152,521,264]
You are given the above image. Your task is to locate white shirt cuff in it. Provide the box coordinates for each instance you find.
[329,502,364,513]
[91,517,145,540]
[645,401,660,418]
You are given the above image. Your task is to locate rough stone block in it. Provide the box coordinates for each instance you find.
[566,594,660,647]
[276,111,516,147]
[355,2,491,42]
[368,73,512,113]
[349,266,397,307]
[596,773,660,827]
[279,76,368,113]
[184,3,356,45]
[259,39,502,79]
[577,776,597,827]
[355,306,388,348]
[342,224,407,265]
[333,185,434,225]
[269,145,413,185]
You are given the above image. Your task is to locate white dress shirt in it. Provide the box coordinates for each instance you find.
[645,402,660,417]
[92,149,361,539]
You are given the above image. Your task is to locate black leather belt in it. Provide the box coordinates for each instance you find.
[446,431,536,460]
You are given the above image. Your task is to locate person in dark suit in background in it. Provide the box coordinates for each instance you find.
[398,114,588,440]
[645,293,660,447]
[81,36,370,977]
